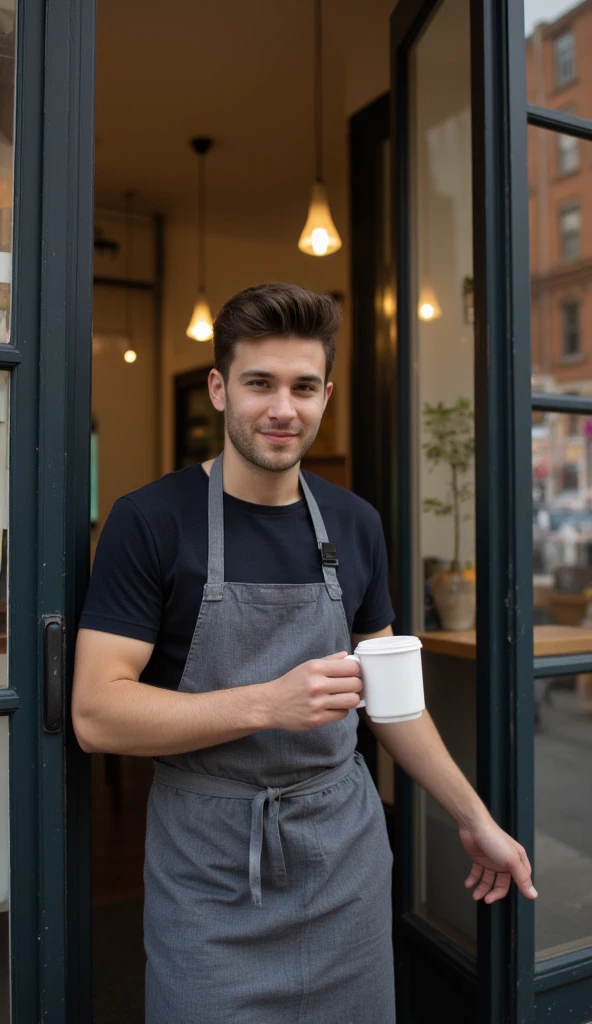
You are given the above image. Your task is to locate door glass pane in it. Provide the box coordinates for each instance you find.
[535,672,592,958]
[0,372,6,689]
[525,2,592,119]
[532,410,592,653]
[0,3,16,344]
[409,0,476,953]
[529,118,592,653]
[528,125,591,356]
[0,716,10,1019]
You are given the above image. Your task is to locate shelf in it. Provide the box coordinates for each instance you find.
[418,625,592,660]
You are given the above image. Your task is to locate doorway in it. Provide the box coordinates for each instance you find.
[90,2,398,1020]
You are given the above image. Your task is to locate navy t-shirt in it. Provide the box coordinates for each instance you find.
[79,463,395,690]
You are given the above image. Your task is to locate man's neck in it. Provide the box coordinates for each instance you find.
[202,445,302,506]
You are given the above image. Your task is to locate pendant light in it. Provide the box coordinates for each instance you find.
[123,190,137,363]
[298,0,342,257]
[417,284,442,322]
[186,137,214,342]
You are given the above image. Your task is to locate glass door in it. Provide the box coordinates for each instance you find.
[525,1,592,1019]
[390,0,536,1020]
[391,0,592,1022]
[0,0,95,1020]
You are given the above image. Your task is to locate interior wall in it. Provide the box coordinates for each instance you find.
[91,210,159,556]
[413,0,475,579]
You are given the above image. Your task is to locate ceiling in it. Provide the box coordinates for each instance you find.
[94,0,393,235]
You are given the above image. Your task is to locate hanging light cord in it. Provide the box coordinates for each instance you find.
[314,0,323,183]
[198,153,206,293]
[124,191,134,341]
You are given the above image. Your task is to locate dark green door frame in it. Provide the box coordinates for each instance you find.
[471,1,535,1020]
[390,1,592,1023]
[0,0,95,1021]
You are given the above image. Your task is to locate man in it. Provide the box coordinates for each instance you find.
[73,283,537,1024]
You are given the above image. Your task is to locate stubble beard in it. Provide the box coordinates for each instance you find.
[225,398,320,473]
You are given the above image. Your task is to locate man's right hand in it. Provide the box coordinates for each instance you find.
[263,652,363,732]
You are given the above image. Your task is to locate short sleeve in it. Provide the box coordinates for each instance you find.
[351,511,395,635]
[78,496,163,642]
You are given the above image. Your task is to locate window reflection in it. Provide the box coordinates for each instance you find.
[0,4,15,346]
[525,2,592,118]
[0,716,9,1018]
[532,410,592,661]
[410,0,476,955]
[535,673,592,958]
[0,372,7,689]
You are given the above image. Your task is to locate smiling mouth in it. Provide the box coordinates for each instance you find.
[260,432,299,443]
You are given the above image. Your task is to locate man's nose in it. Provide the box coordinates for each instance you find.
[268,390,297,420]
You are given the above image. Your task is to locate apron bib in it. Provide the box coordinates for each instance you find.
[144,454,395,1023]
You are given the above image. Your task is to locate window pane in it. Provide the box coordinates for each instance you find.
[0,717,9,1018]
[535,673,592,958]
[525,3,592,117]
[529,129,591,377]
[0,5,16,344]
[531,411,592,657]
[557,132,578,175]
[0,372,6,690]
[410,0,476,955]
[561,301,580,356]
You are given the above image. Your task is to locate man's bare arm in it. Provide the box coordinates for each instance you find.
[72,630,362,757]
[353,626,536,902]
[71,629,272,756]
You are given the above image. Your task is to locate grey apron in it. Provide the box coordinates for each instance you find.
[144,454,395,1023]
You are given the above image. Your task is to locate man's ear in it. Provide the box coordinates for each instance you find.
[323,381,334,411]
[209,368,226,412]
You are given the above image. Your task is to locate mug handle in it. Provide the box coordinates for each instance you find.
[345,653,365,709]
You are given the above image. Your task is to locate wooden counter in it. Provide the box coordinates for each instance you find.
[418,625,592,660]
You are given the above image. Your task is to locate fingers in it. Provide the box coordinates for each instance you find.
[318,657,361,678]
[472,868,504,901]
[325,677,363,695]
[466,865,510,903]
[512,848,538,899]
[325,691,364,710]
[465,858,538,904]
[464,864,484,890]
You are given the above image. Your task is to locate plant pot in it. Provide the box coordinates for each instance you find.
[430,570,476,631]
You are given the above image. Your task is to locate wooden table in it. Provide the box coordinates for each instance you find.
[417,625,592,660]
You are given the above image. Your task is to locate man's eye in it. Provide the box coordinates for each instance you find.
[248,380,269,388]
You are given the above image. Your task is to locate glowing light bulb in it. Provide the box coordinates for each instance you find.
[311,228,329,256]
[417,285,441,321]
[186,293,214,342]
[298,181,342,257]
[124,349,137,363]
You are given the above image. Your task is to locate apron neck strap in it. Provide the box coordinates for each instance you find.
[206,453,341,599]
[298,472,342,599]
[206,454,225,590]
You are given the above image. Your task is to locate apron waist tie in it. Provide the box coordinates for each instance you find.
[153,752,361,906]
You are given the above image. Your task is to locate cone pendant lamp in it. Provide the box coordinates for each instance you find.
[187,137,214,342]
[298,0,342,257]
[417,283,442,322]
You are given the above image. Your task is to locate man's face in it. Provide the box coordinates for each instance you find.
[208,336,333,473]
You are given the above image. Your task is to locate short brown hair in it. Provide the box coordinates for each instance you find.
[213,283,341,381]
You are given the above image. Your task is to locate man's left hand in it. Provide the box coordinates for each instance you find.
[459,822,538,904]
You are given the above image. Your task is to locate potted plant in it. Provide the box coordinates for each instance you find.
[423,397,476,631]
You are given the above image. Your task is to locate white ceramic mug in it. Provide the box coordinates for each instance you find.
[346,635,425,723]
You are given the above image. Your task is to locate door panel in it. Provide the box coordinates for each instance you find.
[2,0,95,1021]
